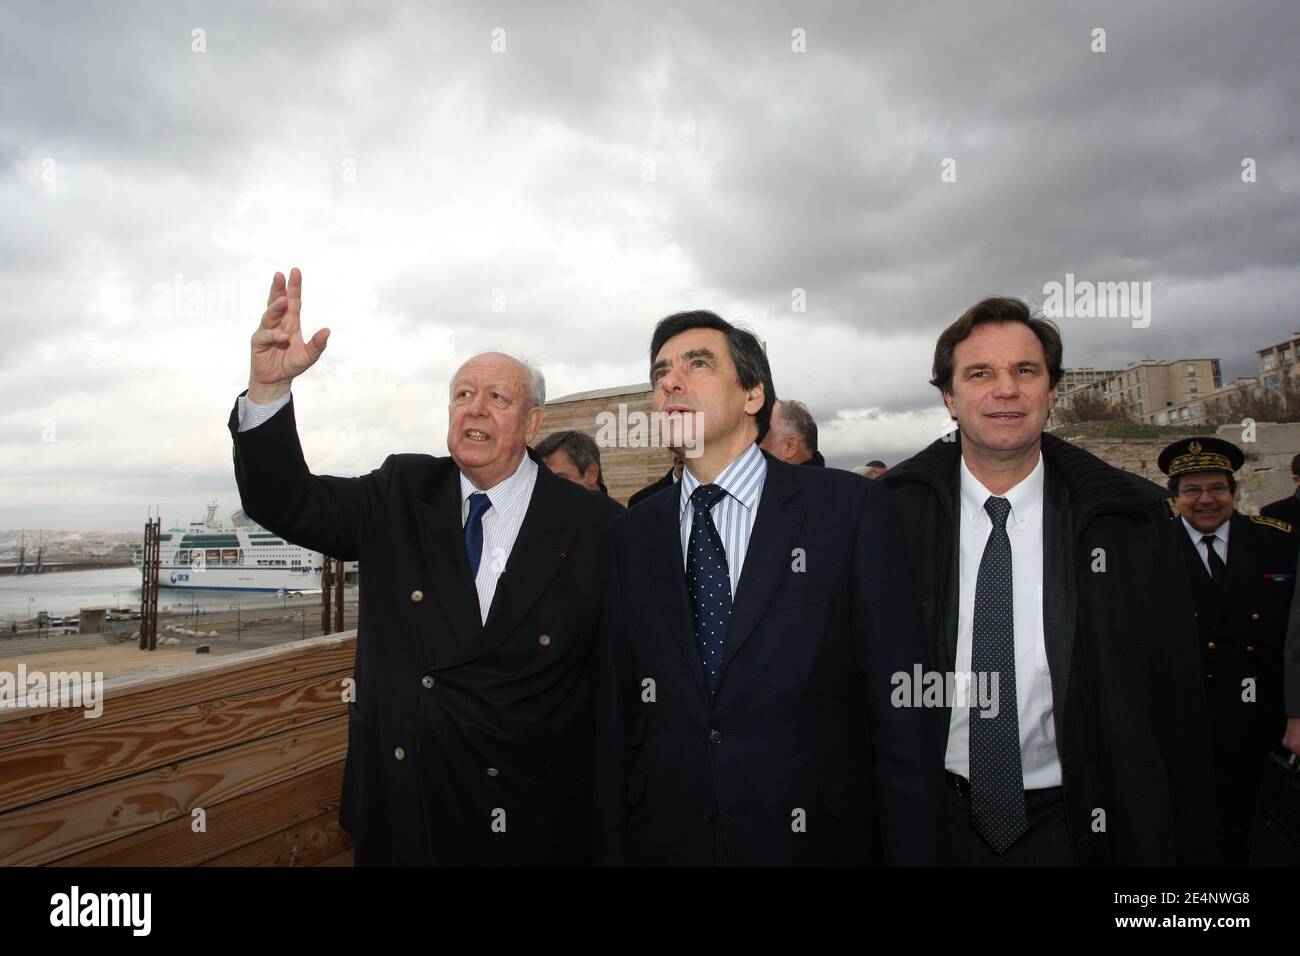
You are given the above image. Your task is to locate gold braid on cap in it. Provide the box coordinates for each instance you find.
[1167,450,1234,477]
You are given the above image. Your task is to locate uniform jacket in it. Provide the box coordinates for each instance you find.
[1179,510,1296,753]
[228,392,623,865]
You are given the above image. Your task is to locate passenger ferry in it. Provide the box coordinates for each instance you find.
[132,503,329,591]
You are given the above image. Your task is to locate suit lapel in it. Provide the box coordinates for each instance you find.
[414,466,483,650]
[479,462,573,651]
[651,482,710,698]
[717,458,807,682]
[1041,462,1076,741]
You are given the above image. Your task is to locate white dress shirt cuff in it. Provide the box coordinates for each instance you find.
[237,392,291,432]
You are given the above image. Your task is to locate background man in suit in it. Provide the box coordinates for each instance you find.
[1261,452,1300,527]
[628,447,685,507]
[536,429,616,497]
[595,310,944,865]
[759,399,825,467]
[1158,436,1299,864]
[884,297,1215,865]
[230,268,622,865]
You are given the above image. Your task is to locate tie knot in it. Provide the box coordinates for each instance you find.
[691,483,728,512]
[984,495,1011,524]
[467,492,493,522]
[1201,534,1217,546]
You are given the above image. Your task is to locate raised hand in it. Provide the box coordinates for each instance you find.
[248,268,331,403]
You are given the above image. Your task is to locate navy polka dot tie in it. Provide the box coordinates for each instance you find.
[687,484,732,693]
[968,495,1029,854]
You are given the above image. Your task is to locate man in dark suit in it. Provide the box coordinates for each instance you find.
[1261,452,1300,528]
[230,268,621,865]
[883,297,1216,865]
[594,310,944,866]
[628,448,685,508]
[1158,436,1299,864]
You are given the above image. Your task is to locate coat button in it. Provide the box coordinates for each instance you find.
[1207,642,1216,650]
[421,675,435,688]
[1251,613,1260,621]
[538,633,551,647]
[702,808,715,822]
[486,767,499,777]
[708,729,724,744]
[394,747,406,760]
[411,590,424,602]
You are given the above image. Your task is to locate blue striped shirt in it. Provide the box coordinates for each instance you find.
[678,442,767,598]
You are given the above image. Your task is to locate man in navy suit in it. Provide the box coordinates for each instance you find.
[594,310,945,865]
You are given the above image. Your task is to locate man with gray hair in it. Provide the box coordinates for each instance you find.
[759,399,824,466]
[228,268,622,866]
[536,429,615,497]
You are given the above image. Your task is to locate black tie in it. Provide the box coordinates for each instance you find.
[1201,534,1226,588]
[968,495,1029,854]
[687,484,732,693]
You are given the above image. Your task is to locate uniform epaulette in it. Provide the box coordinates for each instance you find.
[1161,498,1178,519]
[1250,514,1292,533]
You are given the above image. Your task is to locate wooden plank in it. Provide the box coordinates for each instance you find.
[0,668,351,815]
[53,761,346,867]
[200,809,351,867]
[0,714,346,866]
[0,632,356,750]
[315,847,354,867]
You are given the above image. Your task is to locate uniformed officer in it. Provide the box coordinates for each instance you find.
[1158,436,1299,865]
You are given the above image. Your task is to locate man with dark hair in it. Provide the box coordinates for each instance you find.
[760,399,824,466]
[595,309,944,865]
[884,295,1215,865]
[864,460,888,479]
[1158,436,1300,864]
[628,448,685,508]
[1260,452,1300,527]
[536,429,615,497]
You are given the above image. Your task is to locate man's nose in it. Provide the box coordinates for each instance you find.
[992,369,1021,397]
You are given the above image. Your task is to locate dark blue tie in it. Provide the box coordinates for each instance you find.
[464,492,493,576]
[687,484,732,692]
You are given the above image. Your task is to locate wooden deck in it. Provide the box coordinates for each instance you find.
[0,632,356,866]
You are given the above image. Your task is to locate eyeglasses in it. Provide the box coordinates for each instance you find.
[1178,483,1231,498]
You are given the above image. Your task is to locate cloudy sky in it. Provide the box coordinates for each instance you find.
[2,0,1298,530]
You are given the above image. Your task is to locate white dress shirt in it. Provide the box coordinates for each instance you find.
[1181,515,1230,577]
[678,442,767,598]
[459,455,538,622]
[945,452,1062,789]
[237,390,537,623]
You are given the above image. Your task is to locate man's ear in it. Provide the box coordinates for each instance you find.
[942,388,957,420]
[744,382,765,416]
[526,407,545,444]
[582,463,600,488]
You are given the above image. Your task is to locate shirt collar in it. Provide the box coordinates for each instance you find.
[459,451,537,510]
[959,452,1044,530]
[680,442,766,519]
[1181,514,1230,545]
